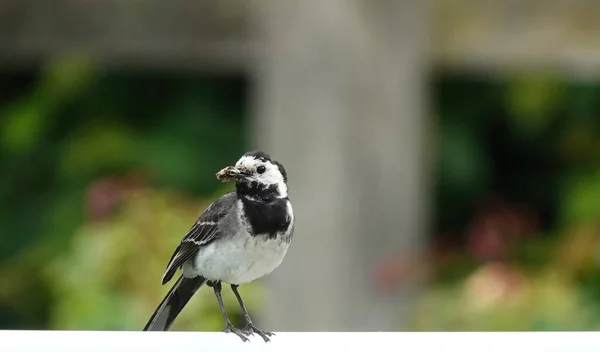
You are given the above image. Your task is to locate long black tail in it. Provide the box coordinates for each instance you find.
[143,275,207,331]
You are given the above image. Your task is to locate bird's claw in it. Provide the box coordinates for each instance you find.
[242,324,275,342]
[223,324,250,342]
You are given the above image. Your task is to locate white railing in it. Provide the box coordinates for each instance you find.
[2,330,600,351]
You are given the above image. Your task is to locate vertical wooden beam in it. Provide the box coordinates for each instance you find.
[249,0,430,331]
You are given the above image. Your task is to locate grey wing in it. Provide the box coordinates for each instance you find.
[160,192,236,285]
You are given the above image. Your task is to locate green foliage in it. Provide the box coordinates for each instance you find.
[505,72,564,137]
[560,169,600,226]
[411,224,600,331]
[4,55,600,332]
[58,120,136,182]
[411,72,600,331]
[0,55,248,328]
[437,119,491,201]
[42,187,265,330]
[411,270,600,331]
[1,55,95,156]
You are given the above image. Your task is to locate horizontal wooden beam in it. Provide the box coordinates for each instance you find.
[433,0,600,78]
[3,1,600,75]
[0,40,255,73]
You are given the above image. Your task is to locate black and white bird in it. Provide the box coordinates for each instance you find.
[143,151,295,342]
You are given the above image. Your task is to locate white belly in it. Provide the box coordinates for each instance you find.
[184,231,291,285]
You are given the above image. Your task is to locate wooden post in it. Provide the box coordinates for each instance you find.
[249,0,430,331]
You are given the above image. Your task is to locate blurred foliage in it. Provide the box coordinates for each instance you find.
[411,227,600,330]
[406,72,600,331]
[43,187,264,330]
[0,55,249,329]
[4,54,600,332]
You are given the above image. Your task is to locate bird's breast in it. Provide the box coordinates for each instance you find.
[192,230,291,285]
[185,198,294,285]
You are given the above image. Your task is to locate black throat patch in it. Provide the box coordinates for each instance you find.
[236,180,281,202]
[241,196,291,239]
[237,181,290,239]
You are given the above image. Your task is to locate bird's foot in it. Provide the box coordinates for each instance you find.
[242,324,275,342]
[223,324,250,342]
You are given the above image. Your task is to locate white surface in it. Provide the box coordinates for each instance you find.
[2,331,600,352]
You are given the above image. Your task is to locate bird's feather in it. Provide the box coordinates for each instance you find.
[143,275,207,331]
[161,192,236,285]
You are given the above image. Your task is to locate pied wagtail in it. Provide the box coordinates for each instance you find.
[143,151,295,342]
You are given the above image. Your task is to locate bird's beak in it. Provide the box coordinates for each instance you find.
[216,166,247,182]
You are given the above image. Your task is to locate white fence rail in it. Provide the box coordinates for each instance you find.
[1,330,600,352]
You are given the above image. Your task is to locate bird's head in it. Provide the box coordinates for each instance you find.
[216,151,288,199]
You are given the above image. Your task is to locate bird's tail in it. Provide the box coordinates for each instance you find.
[143,275,207,331]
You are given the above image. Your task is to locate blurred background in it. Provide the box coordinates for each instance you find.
[2,0,600,332]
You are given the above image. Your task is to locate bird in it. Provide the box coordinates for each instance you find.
[143,150,295,342]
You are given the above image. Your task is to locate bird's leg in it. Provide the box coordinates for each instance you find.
[209,281,249,342]
[231,284,274,342]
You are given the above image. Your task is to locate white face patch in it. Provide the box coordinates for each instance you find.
[235,156,287,198]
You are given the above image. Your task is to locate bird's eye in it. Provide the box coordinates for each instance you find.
[257,165,267,174]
